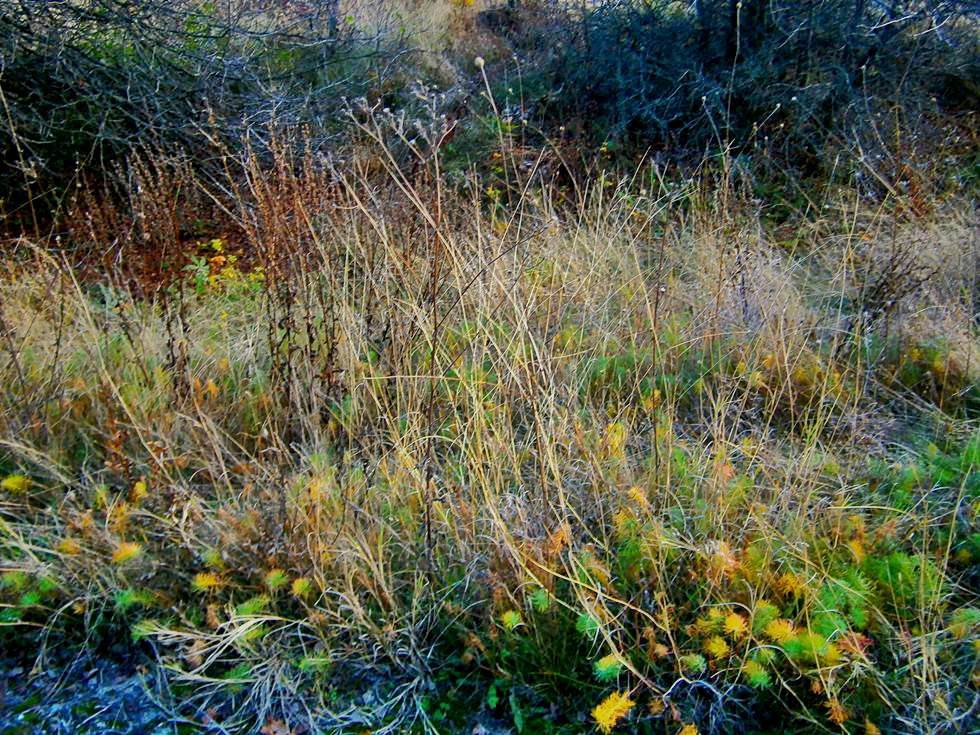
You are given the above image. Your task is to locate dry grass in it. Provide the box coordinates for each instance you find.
[0,119,977,734]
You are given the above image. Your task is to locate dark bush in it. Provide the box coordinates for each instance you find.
[525,0,979,167]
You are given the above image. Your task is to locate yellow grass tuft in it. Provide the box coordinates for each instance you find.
[1,474,30,494]
[191,572,223,592]
[111,541,142,564]
[592,691,634,734]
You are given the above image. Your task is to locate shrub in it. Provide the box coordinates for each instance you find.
[524,1,979,173]
[0,0,411,214]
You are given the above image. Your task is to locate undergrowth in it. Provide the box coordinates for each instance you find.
[1,110,977,734]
